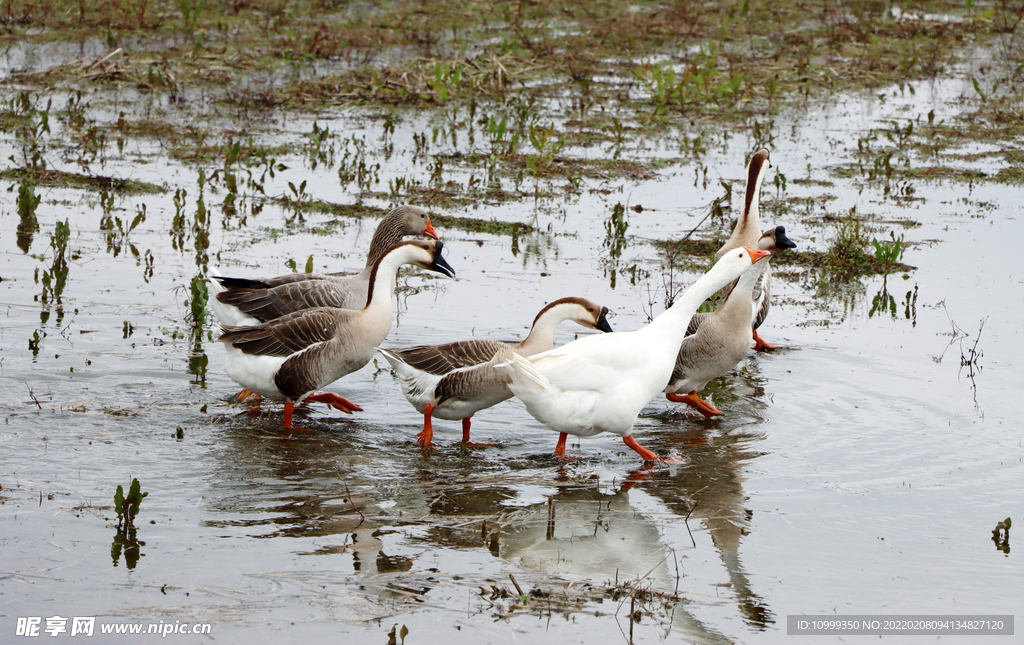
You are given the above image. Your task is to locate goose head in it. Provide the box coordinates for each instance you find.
[363,240,455,309]
[533,297,614,333]
[395,239,457,279]
[718,245,772,276]
[758,225,796,252]
[393,205,439,240]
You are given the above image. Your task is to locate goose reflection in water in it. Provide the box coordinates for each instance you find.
[205,356,775,629]
[490,467,772,641]
[640,367,777,631]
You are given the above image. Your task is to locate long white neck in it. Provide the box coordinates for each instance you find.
[648,262,753,344]
[518,304,578,354]
[364,248,412,312]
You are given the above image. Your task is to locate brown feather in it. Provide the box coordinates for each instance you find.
[212,206,432,322]
[219,309,339,357]
[390,339,508,376]
[275,343,332,400]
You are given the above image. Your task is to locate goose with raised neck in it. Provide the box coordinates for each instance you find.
[664,247,773,417]
[503,247,770,464]
[715,148,796,350]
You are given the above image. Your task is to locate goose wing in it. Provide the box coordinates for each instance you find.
[526,333,646,392]
[685,311,709,337]
[434,345,516,406]
[669,333,704,383]
[215,276,361,321]
[389,339,509,375]
[219,309,342,357]
[213,272,330,289]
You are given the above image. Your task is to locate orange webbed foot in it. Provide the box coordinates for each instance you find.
[665,391,723,418]
[623,435,665,463]
[417,405,436,451]
[460,417,495,448]
[303,392,362,414]
[752,330,780,352]
[552,432,580,462]
[415,429,437,451]
[463,441,498,449]
[236,389,262,403]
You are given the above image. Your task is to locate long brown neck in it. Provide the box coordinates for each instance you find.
[718,151,769,257]
[364,210,409,269]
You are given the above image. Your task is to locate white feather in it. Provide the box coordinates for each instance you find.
[505,248,769,453]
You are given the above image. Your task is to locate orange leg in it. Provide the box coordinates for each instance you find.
[553,432,579,462]
[283,401,294,430]
[417,404,436,450]
[666,391,723,418]
[622,436,684,465]
[752,329,779,352]
[236,389,262,403]
[304,392,362,413]
[462,416,497,448]
[623,435,661,462]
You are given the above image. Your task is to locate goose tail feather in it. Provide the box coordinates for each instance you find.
[503,353,551,394]
[378,347,411,374]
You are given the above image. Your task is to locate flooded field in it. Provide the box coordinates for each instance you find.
[2,3,1024,642]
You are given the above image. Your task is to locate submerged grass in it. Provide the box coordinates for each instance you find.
[268,196,538,237]
[3,2,1015,129]
[3,2,1021,198]
[0,167,165,193]
[654,210,916,282]
[0,0,1017,296]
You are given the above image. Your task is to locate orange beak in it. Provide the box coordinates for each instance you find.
[423,218,439,240]
[743,247,771,264]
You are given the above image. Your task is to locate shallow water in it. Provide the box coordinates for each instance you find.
[1,66,1022,645]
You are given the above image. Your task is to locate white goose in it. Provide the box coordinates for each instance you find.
[503,247,770,463]
[379,297,613,450]
[209,205,438,326]
[218,240,456,430]
[714,148,794,351]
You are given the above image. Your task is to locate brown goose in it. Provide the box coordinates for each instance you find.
[663,248,771,418]
[209,205,438,326]
[218,240,456,430]
[379,297,613,450]
[711,148,794,351]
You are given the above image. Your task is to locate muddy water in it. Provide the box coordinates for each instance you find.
[2,72,1022,644]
